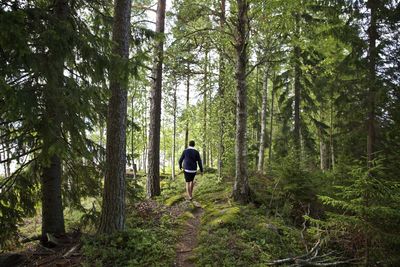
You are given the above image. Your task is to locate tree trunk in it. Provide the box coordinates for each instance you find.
[142,99,148,172]
[367,0,377,168]
[268,78,275,167]
[185,64,190,149]
[162,119,166,174]
[365,0,378,265]
[294,12,301,152]
[329,82,335,170]
[41,0,68,242]
[319,129,328,171]
[217,0,226,179]
[172,78,177,179]
[131,94,136,179]
[233,0,250,204]
[41,154,65,240]
[99,120,105,162]
[146,0,166,198]
[98,0,131,234]
[208,67,212,168]
[257,67,268,173]
[203,50,208,168]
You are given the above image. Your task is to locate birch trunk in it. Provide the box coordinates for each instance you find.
[257,67,268,173]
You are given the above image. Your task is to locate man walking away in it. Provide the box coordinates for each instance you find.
[179,140,203,200]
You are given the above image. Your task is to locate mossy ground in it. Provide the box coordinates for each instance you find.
[14,172,307,266]
[191,173,304,266]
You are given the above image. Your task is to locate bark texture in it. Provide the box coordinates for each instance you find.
[98,0,131,234]
[147,0,166,198]
[217,0,226,180]
[257,67,268,173]
[233,0,250,204]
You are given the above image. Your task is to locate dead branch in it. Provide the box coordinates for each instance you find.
[267,239,361,266]
[63,244,81,258]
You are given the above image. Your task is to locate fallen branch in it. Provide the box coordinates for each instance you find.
[295,258,361,266]
[267,239,361,266]
[63,244,81,258]
[266,240,321,265]
[21,234,41,243]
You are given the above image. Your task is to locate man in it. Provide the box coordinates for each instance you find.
[179,140,203,200]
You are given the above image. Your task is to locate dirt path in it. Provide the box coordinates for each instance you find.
[174,203,203,267]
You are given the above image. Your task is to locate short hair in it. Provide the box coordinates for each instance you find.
[189,140,195,147]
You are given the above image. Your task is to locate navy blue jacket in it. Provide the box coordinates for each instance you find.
[179,147,203,173]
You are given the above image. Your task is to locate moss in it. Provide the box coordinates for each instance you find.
[205,207,240,228]
[164,194,184,207]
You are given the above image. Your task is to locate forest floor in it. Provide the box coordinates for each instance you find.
[174,202,203,267]
[3,172,308,266]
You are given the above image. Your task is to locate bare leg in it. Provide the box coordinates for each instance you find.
[190,180,195,199]
[186,182,191,199]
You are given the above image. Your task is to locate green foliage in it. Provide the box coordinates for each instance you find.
[268,153,322,224]
[82,228,176,267]
[82,205,178,267]
[310,159,400,264]
[0,170,38,249]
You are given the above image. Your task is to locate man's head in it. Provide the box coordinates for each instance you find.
[189,140,195,147]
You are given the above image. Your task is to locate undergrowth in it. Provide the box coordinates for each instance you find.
[193,173,304,266]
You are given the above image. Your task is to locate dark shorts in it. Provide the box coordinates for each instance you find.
[184,171,196,182]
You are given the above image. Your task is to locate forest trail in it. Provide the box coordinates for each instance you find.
[174,202,203,267]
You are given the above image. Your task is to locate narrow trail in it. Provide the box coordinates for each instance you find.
[174,203,203,267]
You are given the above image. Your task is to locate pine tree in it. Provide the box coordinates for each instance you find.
[98,0,132,233]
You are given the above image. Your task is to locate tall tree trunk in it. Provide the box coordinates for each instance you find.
[233,0,250,204]
[257,67,268,173]
[203,50,208,168]
[367,0,377,168]
[329,80,335,170]
[142,99,148,172]
[172,78,177,179]
[268,78,275,167]
[99,120,105,162]
[207,78,215,168]
[365,0,378,265]
[319,129,328,171]
[147,0,166,198]
[293,12,301,152]
[41,0,69,242]
[185,64,190,148]
[162,119,166,174]
[98,0,131,234]
[217,0,226,179]
[131,94,137,179]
